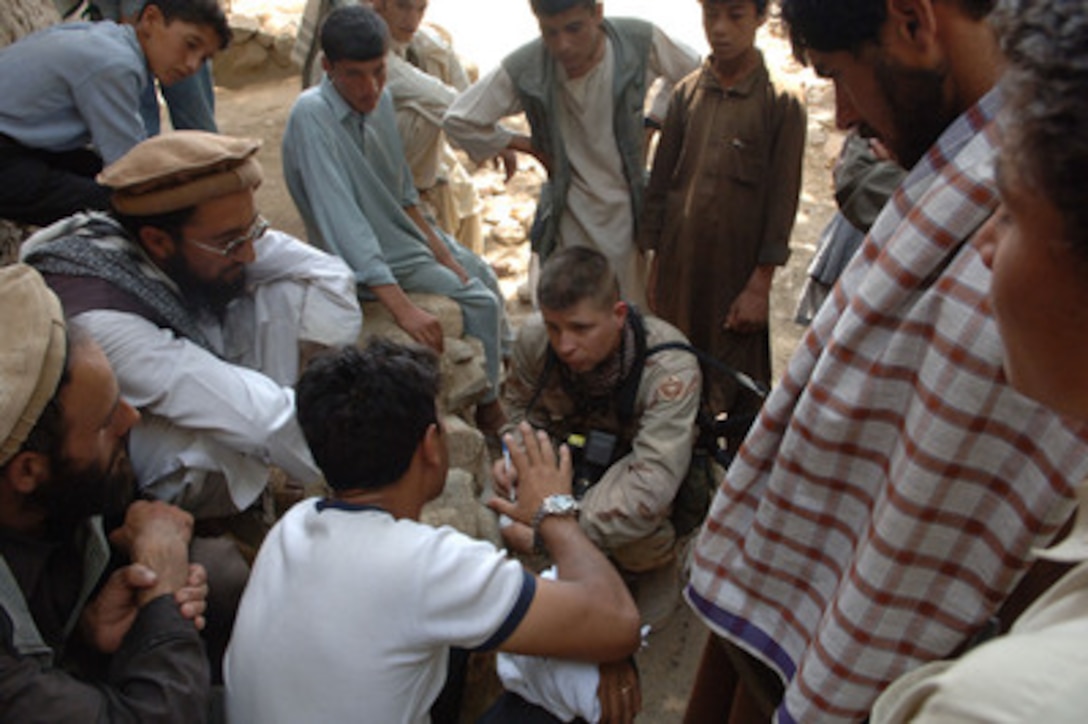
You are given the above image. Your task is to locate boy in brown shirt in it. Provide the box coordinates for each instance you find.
[640,0,805,431]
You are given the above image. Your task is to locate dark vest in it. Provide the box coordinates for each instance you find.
[501,18,654,258]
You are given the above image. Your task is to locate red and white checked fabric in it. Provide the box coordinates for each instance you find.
[686,88,1088,723]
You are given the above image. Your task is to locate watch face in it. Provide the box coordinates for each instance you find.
[544,494,580,515]
[532,495,581,555]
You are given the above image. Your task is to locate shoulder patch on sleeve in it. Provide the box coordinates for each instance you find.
[658,375,685,401]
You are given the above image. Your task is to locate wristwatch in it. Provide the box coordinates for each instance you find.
[532,494,581,555]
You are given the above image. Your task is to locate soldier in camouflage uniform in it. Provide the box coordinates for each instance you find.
[495,246,702,627]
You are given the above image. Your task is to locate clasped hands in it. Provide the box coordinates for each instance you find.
[81,500,207,654]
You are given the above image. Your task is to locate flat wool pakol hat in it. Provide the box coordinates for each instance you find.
[0,264,67,466]
[97,130,264,215]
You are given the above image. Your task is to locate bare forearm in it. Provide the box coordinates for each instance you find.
[370,283,445,351]
[111,502,194,609]
[540,517,640,631]
[746,264,776,294]
[543,518,628,594]
[507,135,550,170]
[507,134,534,155]
[131,537,190,608]
[371,283,414,318]
[527,517,642,660]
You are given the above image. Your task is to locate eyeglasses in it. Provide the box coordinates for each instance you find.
[185,215,269,257]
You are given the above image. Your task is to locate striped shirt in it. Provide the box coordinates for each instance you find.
[686,87,1088,723]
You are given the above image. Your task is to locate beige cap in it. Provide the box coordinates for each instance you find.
[97,130,264,215]
[0,265,67,467]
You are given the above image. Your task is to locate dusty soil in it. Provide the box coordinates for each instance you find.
[214,32,841,720]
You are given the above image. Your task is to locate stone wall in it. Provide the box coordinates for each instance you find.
[214,12,300,89]
[0,0,59,47]
[0,0,61,265]
[358,293,501,547]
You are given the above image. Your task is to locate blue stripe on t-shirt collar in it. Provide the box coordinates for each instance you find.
[314,499,390,515]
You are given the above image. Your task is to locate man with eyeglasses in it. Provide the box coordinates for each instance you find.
[20,130,362,679]
[22,129,362,519]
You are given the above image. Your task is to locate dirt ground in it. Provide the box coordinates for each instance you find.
[214,36,841,720]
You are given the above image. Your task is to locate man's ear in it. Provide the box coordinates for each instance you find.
[1,451,50,496]
[885,0,940,63]
[137,2,165,31]
[139,226,177,267]
[420,422,444,468]
[321,55,333,76]
[612,299,629,328]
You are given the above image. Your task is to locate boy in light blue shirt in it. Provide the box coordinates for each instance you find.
[0,0,230,226]
[87,0,220,135]
[283,4,510,436]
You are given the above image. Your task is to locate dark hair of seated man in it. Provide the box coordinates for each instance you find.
[296,338,439,491]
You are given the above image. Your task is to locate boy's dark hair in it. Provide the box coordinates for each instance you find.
[530,0,597,18]
[141,0,232,50]
[779,0,994,63]
[700,0,769,16]
[998,0,1088,250]
[537,246,619,312]
[320,5,389,63]
[296,339,440,492]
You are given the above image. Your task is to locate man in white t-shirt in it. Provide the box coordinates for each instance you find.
[225,338,642,723]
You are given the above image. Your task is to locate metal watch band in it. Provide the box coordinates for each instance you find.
[531,494,581,555]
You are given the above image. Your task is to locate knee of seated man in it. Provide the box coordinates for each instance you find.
[456,280,503,317]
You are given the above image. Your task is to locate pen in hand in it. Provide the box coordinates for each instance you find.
[499,441,515,527]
